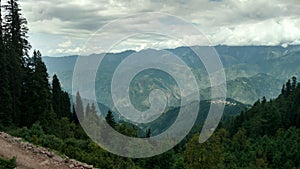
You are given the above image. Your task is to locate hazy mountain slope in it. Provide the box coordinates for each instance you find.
[201,73,283,104]
[139,98,248,136]
[42,45,300,106]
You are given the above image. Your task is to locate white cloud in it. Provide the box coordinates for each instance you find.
[16,0,300,56]
[59,40,72,48]
[207,16,300,46]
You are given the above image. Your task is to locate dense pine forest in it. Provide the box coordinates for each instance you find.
[1,0,300,168]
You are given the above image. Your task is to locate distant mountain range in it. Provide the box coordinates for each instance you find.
[43,45,300,109]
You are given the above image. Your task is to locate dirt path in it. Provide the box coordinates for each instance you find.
[0,132,94,169]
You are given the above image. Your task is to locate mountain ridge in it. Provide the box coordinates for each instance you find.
[42,45,300,107]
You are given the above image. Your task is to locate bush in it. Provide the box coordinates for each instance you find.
[7,127,29,139]
[42,135,64,150]
[0,157,17,169]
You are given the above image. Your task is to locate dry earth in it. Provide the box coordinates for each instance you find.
[0,132,94,169]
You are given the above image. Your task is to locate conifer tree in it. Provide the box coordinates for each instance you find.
[286,79,292,96]
[146,128,151,138]
[91,102,97,116]
[281,84,285,95]
[72,105,79,125]
[2,0,31,125]
[51,74,72,119]
[62,91,72,119]
[0,0,2,35]
[22,50,54,127]
[262,96,267,104]
[85,103,91,118]
[52,74,62,117]
[292,76,297,91]
[3,0,30,57]
[0,0,13,128]
[105,110,116,128]
[75,92,84,123]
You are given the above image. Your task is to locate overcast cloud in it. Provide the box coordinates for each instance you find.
[16,0,300,56]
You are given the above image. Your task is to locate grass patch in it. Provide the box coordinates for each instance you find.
[0,157,17,169]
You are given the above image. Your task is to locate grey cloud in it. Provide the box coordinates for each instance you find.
[18,0,300,56]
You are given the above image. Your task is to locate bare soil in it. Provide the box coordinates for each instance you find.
[0,132,94,169]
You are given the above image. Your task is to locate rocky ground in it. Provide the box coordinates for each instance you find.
[0,132,95,169]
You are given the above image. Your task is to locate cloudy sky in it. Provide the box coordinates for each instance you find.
[17,0,300,56]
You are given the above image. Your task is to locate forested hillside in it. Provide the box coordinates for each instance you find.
[1,1,300,169]
[184,77,300,168]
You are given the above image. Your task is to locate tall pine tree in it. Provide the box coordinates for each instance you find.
[32,51,54,125]
[105,110,116,128]
[2,0,31,125]
[0,0,13,128]
[75,92,84,123]
[21,50,55,129]
[51,74,72,119]
[292,76,297,91]
[62,91,72,120]
[52,74,62,117]
[85,103,91,118]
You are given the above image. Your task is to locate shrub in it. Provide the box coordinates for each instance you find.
[0,157,17,169]
[42,135,64,150]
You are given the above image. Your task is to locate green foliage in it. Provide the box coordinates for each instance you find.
[140,150,186,169]
[0,0,31,127]
[42,134,64,150]
[181,77,300,169]
[1,3,300,168]
[184,131,226,169]
[21,50,55,129]
[105,110,116,128]
[145,128,151,138]
[75,92,84,123]
[0,15,13,128]
[0,2,186,169]
[0,157,16,169]
[52,74,72,119]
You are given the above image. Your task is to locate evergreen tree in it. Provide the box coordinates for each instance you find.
[145,128,151,138]
[85,103,91,118]
[2,0,31,125]
[3,0,30,57]
[91,102,97,116]
[261,96,267,104]
[33,50,53,121]
[105,110,116,128]
[90,102,98,120]
[62,91,72,119]
[75,92,84,123]
[52,74,62,117]
[51,74,72,119]
[0,0,13,128]
[184,132,225,169]
[22,50,55,128]
[281,84,285,95]
[20,53,35,126]
[286,79,292,96]
[72,105,79,125]
[0,0,2,35]
[292,76,297,91]
[85,102,99,123]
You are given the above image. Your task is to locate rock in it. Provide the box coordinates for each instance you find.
[46,152,55,158]
[83,164,93,169]
[40,160,49,165]
[53,156,64,162]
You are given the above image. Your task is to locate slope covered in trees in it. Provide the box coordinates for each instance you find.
[1,1,300,168]
[0,2,144,168]
[184,77,300,168]
[0,0,73,133]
